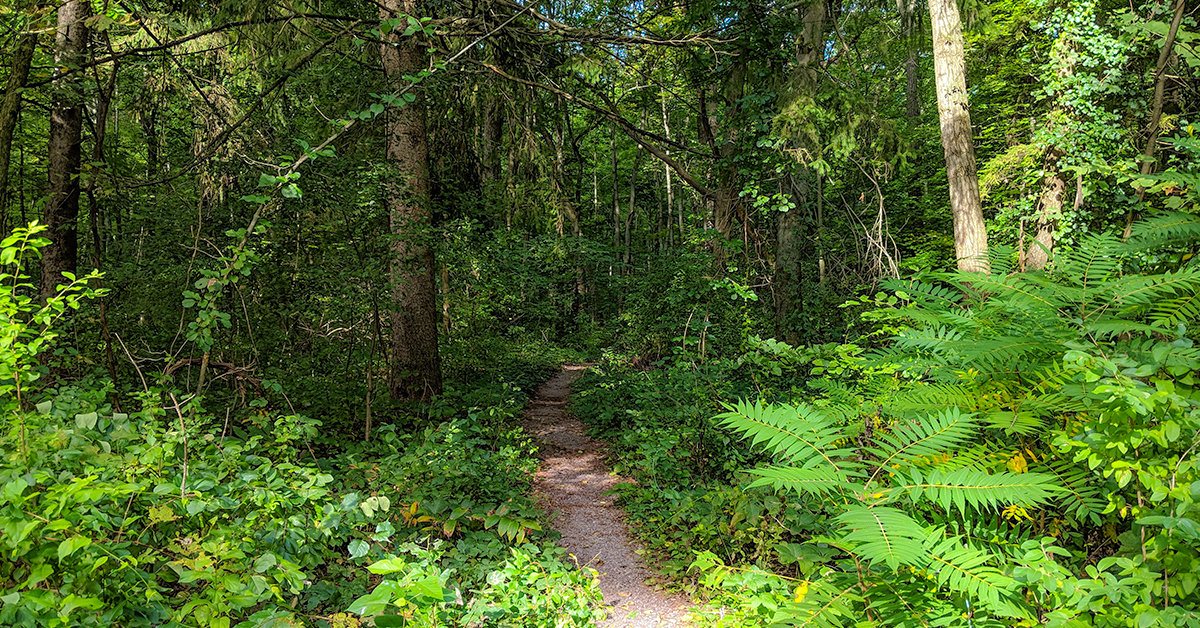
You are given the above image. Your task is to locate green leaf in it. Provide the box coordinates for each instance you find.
[835,506,929,570]
[374,617,406,627]
[75,412,98,430]
[254,553,277,573]
[367,558,408,575]
[36,400,52,415]
[890,468,1060,514]
[348,539,369,559]
[57,536,91,561]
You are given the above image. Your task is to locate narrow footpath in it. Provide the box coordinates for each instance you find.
[522,366,693,627]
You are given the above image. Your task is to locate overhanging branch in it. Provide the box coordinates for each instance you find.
[477,62,712,197]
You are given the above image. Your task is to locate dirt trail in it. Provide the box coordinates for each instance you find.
[522,366,692,627]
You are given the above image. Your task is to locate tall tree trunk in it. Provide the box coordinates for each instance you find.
[0,32,37,228]
[662,94,675,249]
[775,205,802,345]
[775,0,825,341]
[381,0,442,401]
[482,88,503,183]
[928,0,988,272]
[901,0,920,118]
[85,56,120,391]
[42,1,90,301]
[1124,0,1187,238]
[611,123,620,256]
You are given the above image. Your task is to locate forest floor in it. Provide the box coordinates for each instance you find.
[522,366,694,627]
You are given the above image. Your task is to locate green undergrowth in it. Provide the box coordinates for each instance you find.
[0,236,603,628]
[569,344,850,624]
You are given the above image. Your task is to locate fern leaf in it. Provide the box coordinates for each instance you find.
[1039,459,1105,522]
[771,580,862,628]
[717,400,853,469]
[983,409,1047,436]
[1111,268,1200,309]
[836,506,929,569]
[1055,232,1122,288]
[957,336,1053,370]
[926,536,1027,618]
[884,382,981,415]
[1124,210,1200,252]
[890,468,1059,514]
[893,326,963,354]
[747,466,855,498]
[869,409,978,469]
[1150,290,1200,328]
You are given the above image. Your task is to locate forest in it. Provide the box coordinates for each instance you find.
[1,0,1199,626]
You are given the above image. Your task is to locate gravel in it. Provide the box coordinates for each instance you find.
[522,366,694,628]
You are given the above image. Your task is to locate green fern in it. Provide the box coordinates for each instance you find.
[888,467,1058,514]
[835,506,929,569]
[925,536,1023,617]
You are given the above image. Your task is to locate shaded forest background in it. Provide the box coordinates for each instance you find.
[1,0,1199,626]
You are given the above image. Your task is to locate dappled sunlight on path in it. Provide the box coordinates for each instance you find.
[523,366,693,627]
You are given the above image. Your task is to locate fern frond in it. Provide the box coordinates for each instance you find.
[1150,290,1200,328]
[884,383,980,416]
[1124,210,1200,252]
[836,506,929,569]
[1055,232,1122,288]
[982,409,1047,436]
[882,276,962,310]
[1039,459,1105,522]
[747,466,856,499]
[771,580,863,628]
[889,468,1060,514]
[893,326,963,354]
[717,400,854,470]
[869,409,978,469]
[957,336,1054,370]
[1110,267,1200,309]
[926,536,1026,618]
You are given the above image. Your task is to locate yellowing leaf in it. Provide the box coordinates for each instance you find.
[1007,454,1027,474]
[794,581,809,603]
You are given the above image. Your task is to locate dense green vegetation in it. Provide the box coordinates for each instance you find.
[1,0,1198,626]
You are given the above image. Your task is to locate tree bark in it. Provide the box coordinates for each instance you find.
[928,0,988,273]
[1026,149,1065,270]
[774,0,825,342]
[42,1,90,301]
[0,32,37,227]
[482,88,503,183]
[381,0,442,401]
[775,205,802,345]
[901,0,920,118]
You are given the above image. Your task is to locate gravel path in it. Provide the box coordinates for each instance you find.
[522,365,693,627]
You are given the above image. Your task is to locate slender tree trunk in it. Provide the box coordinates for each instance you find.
[1124,0,1187,238]
[902,0,920,118]
[929,0,988,272]
[662,95,675,249]
[440,263,451,334]
[381,0,442,401]
[817,172,826,284]
[483,88,503,183]
[0,33,36,226]
[42,1,90,301]
[85,54,120,391]
[624,111,644,270]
